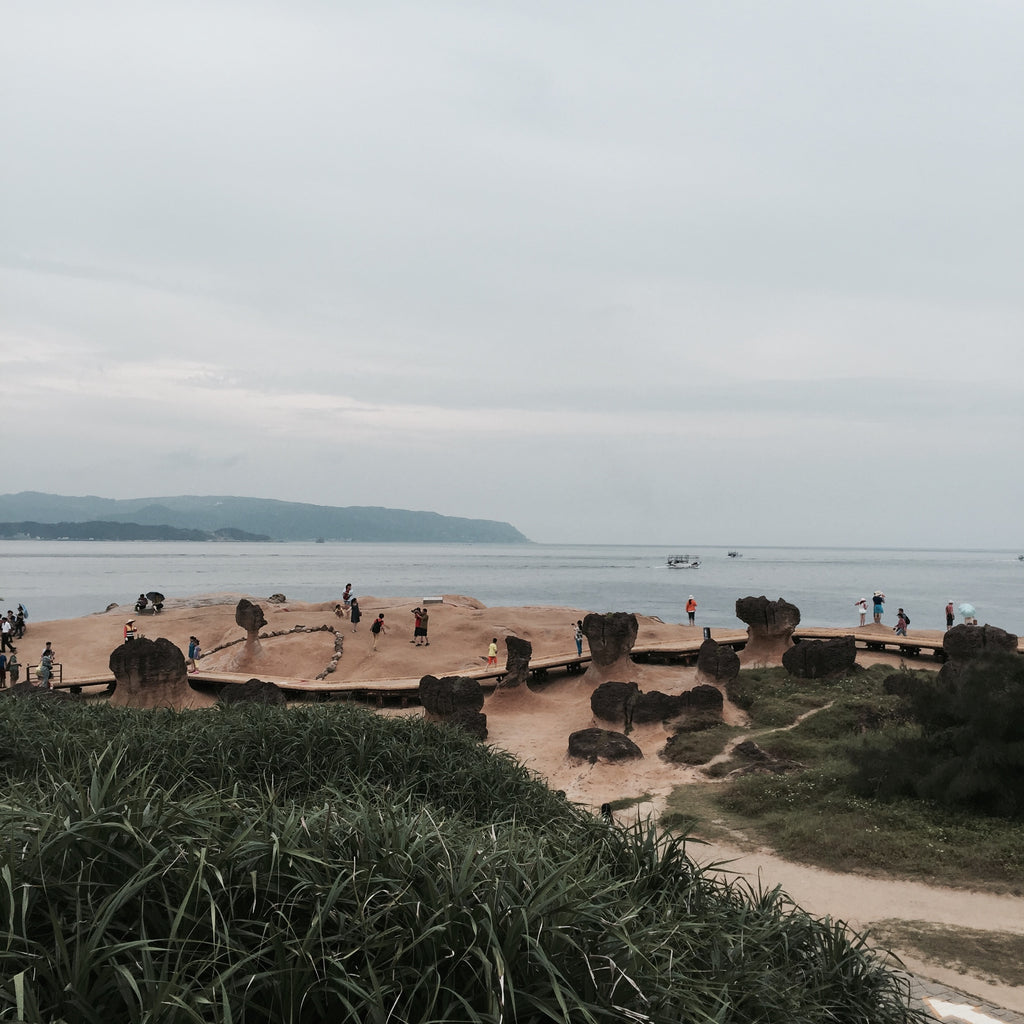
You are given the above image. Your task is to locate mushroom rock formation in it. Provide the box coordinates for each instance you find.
[582,612,638,671]
[567,727,643,763]
[939,623,1019,685]
[735,596,801,664]
[109,637,216,710]
[218,678,286,705]
[419,675,485,717]
[591,680,721,730]
[683,684,724,711]
[236,599,267,640]
[495,636,532,689]
[696,638,740,684]
[782,636,857,679]
[419,675,487,739]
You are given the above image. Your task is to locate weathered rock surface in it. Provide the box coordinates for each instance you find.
[108,637,213,710]
[235,599,267,638]
[445,708,488,740]
[568,728,643,763]
[590,681,639,724]
[696,638,740,683]
[582,612,638,667]
[782,636,857,678]
[419,675,486,716]
[498,636,532,688]
[735,596,801,661]
[267,593,287,604]
[942,623,1018,662]
[218,678,287,705]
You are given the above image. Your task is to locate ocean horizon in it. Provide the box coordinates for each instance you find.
[3,540,1021,635]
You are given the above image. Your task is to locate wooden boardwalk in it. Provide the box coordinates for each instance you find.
[50,629,751,702]
[793,626,1024,660]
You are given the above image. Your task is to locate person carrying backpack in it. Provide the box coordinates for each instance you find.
[370,614,386,651]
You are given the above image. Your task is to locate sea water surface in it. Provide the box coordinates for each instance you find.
[2,541,1021,633]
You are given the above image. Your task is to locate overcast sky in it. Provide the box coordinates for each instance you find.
[2,1,1022,546]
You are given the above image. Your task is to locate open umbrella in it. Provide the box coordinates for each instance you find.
[958,602,976,622]
[146,591,165,612]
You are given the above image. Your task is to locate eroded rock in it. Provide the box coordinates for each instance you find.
[782,636,857,679]
[568,728,643,763]
[582,612,638,667]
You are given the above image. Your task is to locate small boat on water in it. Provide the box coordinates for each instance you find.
[667,554,701,569]
[727,550,741,558]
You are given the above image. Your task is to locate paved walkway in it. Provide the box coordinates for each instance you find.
[911,975,1023,1023]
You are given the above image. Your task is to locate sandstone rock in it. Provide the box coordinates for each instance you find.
[728,740,805,775]
[446,708,488,740]
[568,728,643,763]
[498,636,532,688]
[942,623,1018,662]
[108,637,212,710]
[419,675,485,717]
[696,638,740,683]
[632,690,686,724]
[735,596,801,661]
[236,599,267,637]
[683,684,724,711]
[590,681,639,724]
[267,594,287,604]
[782,636,857,678]
[0,681,79,701]
[218,678,286,705]
[582,612,638,667]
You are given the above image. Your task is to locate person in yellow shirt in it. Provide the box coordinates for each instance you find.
[486,639,498,666]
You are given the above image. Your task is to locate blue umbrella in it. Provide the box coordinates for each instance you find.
[958,602,976,621]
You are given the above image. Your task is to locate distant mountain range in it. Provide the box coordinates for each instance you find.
[0,493,530,544]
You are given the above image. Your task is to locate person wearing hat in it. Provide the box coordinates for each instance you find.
[872,592,885,624]
[686,595,697,625]
[124,619,137,642]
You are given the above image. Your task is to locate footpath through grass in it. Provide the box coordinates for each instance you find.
[663,665,1024,893]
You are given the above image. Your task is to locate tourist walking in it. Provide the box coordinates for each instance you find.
[573,620,584,657]
[894,608,909,636]
[349,598,361,632]
[341,584,353,616]
[0,616,12,652]
[855,598,868,626]
[370,614,386,651]
[38,644,54,688]
[945,601,955,630]
[0,652,6,688]
[7,653,19,685]
[487,638,498,667]
[872,591,885,624]
[686,596,697,625]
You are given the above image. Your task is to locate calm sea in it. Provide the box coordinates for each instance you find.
[1,541,1021,634]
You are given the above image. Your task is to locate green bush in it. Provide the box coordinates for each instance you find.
[0,701,925,1023]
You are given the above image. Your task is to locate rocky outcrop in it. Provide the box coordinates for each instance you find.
[419,674,488,740]
[267,594,287,604]
[591,680,723,731]
[235,599,267,638]
[696,638,740,684]
[568,728,643,763]
[108,637,214,710]
[939,624,1019,685]
[218,678,286,705]
[735,596,800,662]
[782,636,857,679]
[0,681,78,701]
[420,675,486,716]
[582,613,638,667]
[497,636,532,689]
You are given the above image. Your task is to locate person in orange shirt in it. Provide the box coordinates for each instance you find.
[685,596,697,625]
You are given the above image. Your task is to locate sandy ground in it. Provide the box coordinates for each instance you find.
[13,593,1024,1014]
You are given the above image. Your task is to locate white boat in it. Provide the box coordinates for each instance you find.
[667,554,701,569]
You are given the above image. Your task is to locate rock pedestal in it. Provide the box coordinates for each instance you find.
[735,596,801,663]
[497,637,532,689]
[939,624,1019,685]
[782,636,857,679]
[419,675,487,739]
[696,638,740,684]
[582,613,638,668]
[109,637,214,710]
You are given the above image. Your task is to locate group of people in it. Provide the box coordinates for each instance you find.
[0,641,53,689]
[1,605,27,651]
[855,594,977,632]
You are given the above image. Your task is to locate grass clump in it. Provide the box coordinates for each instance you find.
[675,665,1024,890]
[0,700,926,1023]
